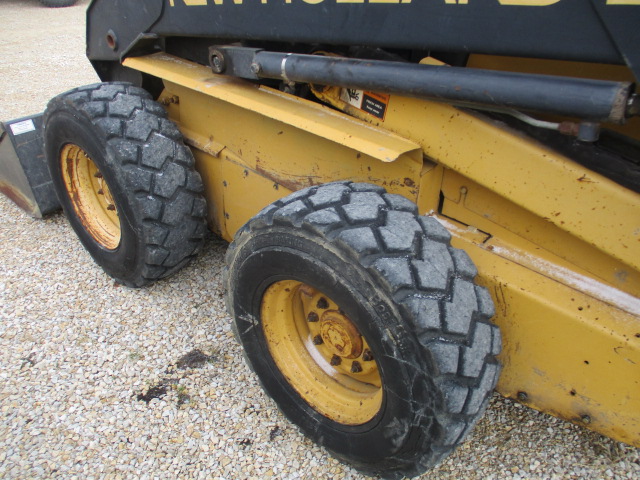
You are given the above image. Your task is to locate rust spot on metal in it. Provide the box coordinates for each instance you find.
[320,310,363,359]
[255,160,321,192]
[350,361,363,373]
[298,284,315,298]
[160,95,180,106]
[577,174,595,183]
[404,177,415,188]
[558,121,579,136]
[0,182,36,215]
[494,283,508,318]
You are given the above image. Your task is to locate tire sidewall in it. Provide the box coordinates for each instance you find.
[45,106,142,284]
[230,226,438,469]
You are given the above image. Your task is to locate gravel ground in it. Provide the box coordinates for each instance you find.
[1,1,639,479]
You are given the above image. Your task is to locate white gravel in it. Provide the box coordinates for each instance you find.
[0,1,639,479]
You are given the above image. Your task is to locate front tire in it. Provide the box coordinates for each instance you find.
[226,182,501,479]
[44,83,207,287]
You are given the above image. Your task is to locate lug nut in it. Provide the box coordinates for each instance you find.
[362,349,374,361]
[307,312,319,323]
[330,355,341,366]
[351,361,363,373]
[312,335,323,345]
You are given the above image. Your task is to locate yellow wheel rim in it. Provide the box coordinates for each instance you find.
[60,144,121,250]
[262,280,383,425]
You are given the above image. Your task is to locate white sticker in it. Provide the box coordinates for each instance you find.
[10,119,36,136]
[341,88,364,109]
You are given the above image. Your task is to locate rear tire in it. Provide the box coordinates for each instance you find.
[226,182,501,479]
[44,82,207,287]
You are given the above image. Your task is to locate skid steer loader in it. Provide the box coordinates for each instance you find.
[1,1,639,478]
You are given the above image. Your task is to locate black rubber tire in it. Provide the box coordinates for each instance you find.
[225,182,502,479]
[39,0,79,7]
[44,82,207,287]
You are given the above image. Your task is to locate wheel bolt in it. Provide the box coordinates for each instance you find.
[307,312,319,323]
[316,297,329,309]
[330,355,342,366]
[312,335,323,345]
[351,361,363,373]
[362,349,374,361]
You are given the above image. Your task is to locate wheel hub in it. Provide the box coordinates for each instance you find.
[261,280,383,425]
[320,311,363,359]
[60,143,121,250]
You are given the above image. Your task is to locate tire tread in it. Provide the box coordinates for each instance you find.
[45,82,206,287]
[227,181,501,478]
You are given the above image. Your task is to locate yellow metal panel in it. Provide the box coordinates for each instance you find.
[220,156,291,239]
[440,169,640,297]
[127,54,422,241]
[416,161,444,215]
[438,215,640,447]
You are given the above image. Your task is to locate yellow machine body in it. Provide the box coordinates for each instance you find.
[124,53,640,447]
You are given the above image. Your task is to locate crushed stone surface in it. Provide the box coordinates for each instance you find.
[0,1,639,479]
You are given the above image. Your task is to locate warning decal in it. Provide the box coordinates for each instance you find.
[10,119,36,136]
[340,89,389,120]
[361,92,389,120]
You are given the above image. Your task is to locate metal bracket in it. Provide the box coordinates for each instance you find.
[209,46,262,80]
